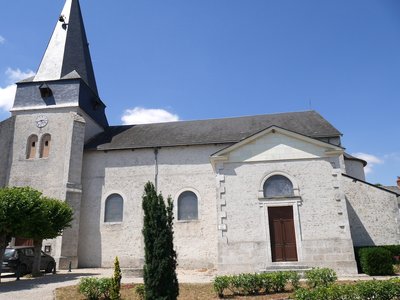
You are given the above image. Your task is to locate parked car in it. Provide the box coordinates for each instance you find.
[2,246,56,275]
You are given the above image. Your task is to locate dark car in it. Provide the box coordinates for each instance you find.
[2,246,56,275]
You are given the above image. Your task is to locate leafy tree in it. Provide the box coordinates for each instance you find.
[142,182,179,300]
[0,187,42,280]
[24,196,73,276]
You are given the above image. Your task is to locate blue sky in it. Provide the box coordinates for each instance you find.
[0,0,399,185]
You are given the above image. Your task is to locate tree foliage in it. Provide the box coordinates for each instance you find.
[0,187,73,277]
[27,196,73,276]
[142,182,179,300]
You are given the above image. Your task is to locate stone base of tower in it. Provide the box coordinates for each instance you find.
[57,256,79,270]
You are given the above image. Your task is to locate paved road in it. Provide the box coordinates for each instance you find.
[0,268,215,300]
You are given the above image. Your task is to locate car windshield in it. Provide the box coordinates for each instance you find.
[3,249,16,259]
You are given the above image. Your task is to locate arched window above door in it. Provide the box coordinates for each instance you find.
[263,175,294,198]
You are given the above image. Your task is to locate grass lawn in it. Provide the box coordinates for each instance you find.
[55,283,293,300]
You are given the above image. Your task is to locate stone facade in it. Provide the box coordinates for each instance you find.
[343,177,400,247]
[0,117,15,188]
[78,145,220,269]
[5,110,87,268]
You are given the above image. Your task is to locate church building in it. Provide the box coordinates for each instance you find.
[0,0,399,275]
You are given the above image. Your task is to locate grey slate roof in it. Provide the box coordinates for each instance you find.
[61,0,98,95]
[86,110,341,151]
[384,186,400,195]
[343,153,367,166]
[24,0,98,96]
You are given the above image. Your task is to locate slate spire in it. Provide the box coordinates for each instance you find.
[34,0,98,95]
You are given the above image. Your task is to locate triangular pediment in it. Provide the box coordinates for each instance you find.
[211,126,343,163]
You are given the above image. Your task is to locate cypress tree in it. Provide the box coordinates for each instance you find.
[142,182,179,300]
[110,256,122,300]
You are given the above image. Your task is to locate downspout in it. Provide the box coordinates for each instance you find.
[154,148,159,192]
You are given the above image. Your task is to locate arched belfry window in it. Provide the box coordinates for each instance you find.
[104,194,124,223]
[263,175,294,198]
[177,191,198,221]
[26,135,38,159]
[40,134,51,158]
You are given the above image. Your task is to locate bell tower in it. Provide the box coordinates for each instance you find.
[5,0,107,268]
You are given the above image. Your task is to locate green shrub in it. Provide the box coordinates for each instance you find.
[98,278,113,299]
[288,271,301,290]
[383,245,400,257]
[305,267,337,288]
[78,277,113,300]
[110,256,122,300]
[294,279,400,300]
[213,271,296,297]
[355,245,400,270]
[270,271,290,293]
[135,284,145,300]
[213,275,231,297]
[356,279,400,300]
[258,273,273,293]
[236,273,263,295]
[359,247,394,275]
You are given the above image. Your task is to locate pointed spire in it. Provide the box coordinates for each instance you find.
[34,0,98,95]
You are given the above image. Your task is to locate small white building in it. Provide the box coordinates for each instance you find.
[0,0,398,275]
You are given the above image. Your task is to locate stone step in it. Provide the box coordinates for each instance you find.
[260,265,312,275]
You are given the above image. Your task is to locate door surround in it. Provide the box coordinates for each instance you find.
[259,199,303,265]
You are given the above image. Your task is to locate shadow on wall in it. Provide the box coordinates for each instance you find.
[77,165,105,268]
[345,198,375,247]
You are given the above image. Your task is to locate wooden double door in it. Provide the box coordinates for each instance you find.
[268,206,298,262]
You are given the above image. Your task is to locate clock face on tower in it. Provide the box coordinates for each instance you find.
[35,115,48,128]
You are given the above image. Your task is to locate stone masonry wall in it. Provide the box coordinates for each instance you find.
[0,117,15,187]
[7,111,86,268]
[78,145,222,269]
[343,176,400,246]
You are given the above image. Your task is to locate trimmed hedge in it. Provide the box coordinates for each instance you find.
[355,245,400,273]
[358,247,394,276]
[213,271,300,297]
[294,278,400,300]
[384,245,400,257]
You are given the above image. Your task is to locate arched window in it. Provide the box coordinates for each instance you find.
[104,194,124,222]
[26,135,38,159]
[177,191,198,221]
[263,175,294,198]
[40,134,51,158]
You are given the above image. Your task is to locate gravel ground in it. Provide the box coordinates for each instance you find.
[0,268,215,300]
[0,268,397,300]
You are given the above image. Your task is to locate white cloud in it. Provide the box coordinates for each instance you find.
[121,107,179,125]
[0,68,35,112]
[384,152,400,162]
[5,68,35,84]
[0,35,5,44]
[351,152,384,174]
